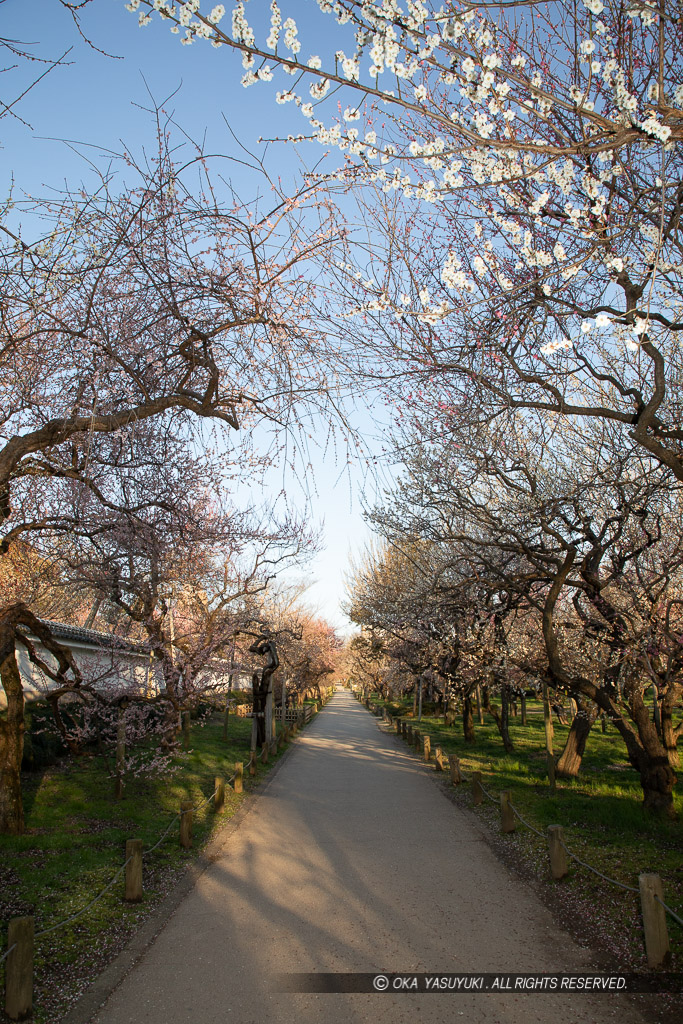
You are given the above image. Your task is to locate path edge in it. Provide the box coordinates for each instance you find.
[59,727,307,1024]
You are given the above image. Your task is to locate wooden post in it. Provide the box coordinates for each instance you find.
[5,916,34,1021]
[423,735,431,762]
[639,873,670,968]
[434,747,445,771]
[500,791,515,833]
[471,771,484,805]
[180,800,193,849]
[406,724,413,743]
[547,825,569,880]
[124,839,143,902]
[249,749,257,776]
[234,762,243,794]
[413,728,421,751]
[214,776,225,812]
[261,742,269,765]
[284,725,290,743]
[449,756,462,785]
[182,711,191,750]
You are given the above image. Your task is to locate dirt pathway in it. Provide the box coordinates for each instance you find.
[89,689,652,1024]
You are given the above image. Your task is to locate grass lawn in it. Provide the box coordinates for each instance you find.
[0,708,309,1023]
[367,693,683,977]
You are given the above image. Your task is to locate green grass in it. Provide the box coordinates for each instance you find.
[370,693,683,973]
[0,708,316,1024]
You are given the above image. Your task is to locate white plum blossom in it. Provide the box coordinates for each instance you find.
[641,114,672,143]
[310,78,331,99]
[343,58,360,81]
[283,17,301,54]
[541,337,573,354]
[267,1,281,49]
[208,4,225,24]
[473,254,488,276]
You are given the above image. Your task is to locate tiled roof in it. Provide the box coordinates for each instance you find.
[38,619,148,654]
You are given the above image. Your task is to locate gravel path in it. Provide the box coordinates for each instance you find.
[90,689,652,1024]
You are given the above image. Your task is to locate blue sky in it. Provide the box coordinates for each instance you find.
[1,0,393,632]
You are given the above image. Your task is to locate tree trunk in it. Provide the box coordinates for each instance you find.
[0,639,25,834]
[639,757,678,816]
[556,701,596,778]
[0,604,82,834]
[462,696,475,743]
[627,689,678,817]
[481,685,514,753]
[542,557,677,815]
[500,683,513,751]
[476,684,484,724]
[252,671,267,747]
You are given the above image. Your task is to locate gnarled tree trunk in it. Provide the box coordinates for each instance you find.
[0,603,81,834]
[556,698,597,778]
[0,633,25,834]
[481,684,515,753]
[660,684,682,769]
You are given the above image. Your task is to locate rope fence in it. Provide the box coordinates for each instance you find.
[1,687,335,1020]
[355,689,682,972]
